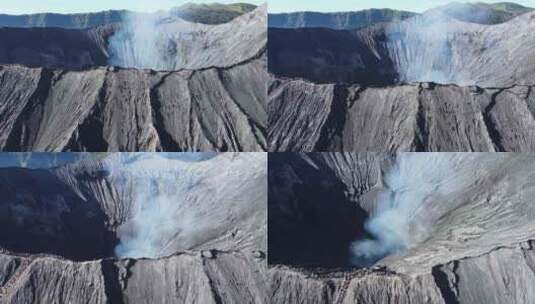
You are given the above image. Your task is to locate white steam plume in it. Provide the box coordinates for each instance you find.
[350,153,487,266]
[385,4,492,85]
[108,153,215,259]
[108,10,176,70]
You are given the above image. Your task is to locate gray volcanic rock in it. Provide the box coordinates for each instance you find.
[269,78,535,152]
[0,153,267,303]
[268,153,535,304]
[0,60,266,152]
[268,9,416,30]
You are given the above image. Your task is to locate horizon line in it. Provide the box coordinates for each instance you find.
[267,1,533,14]
[0,2,263,16]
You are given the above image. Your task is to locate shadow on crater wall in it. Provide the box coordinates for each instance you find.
[0,168,118,261]
[268,153,371,268]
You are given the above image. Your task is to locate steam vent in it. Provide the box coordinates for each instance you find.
[0,153,267,303]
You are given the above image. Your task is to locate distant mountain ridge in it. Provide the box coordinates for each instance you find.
[432,2,534,24]
[268,2,534,29]
[268,9,416,29]
[0,2,257,29]
[0,10,124,29]
[171,3,258,24]
[0,153,109,168]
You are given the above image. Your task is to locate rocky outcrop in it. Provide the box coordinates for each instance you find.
[268,153,535,304]
[269,78,535,152]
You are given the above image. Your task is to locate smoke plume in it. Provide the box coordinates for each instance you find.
[108,10,176,70]
[350,153,487,267]
[385,4,493,85]
[108,153,215,259]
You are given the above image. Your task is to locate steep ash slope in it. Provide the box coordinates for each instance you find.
[0,153,267,303]
[269,79,535,152]
[0,251,267,304]
[0,60,266,152]
[269,153,535,304]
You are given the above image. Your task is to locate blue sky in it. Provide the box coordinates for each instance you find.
[268,0,535,13]
[0,0,265,14]
[2,1,534,15]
